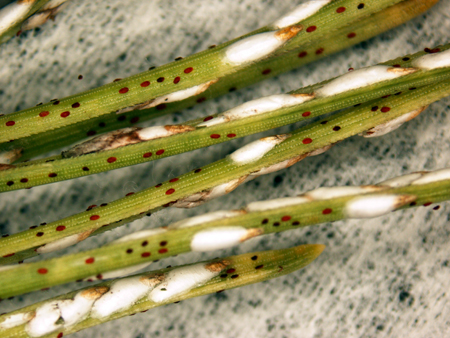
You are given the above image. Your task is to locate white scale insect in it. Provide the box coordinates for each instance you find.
[272,0,332,29]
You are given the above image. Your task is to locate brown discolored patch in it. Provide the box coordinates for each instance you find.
[240,228,264,242]
[292,92,315,100]
[163,125,196,134]
[387,67,417,75]
[80,286,109,300]
[139,273,165,287]
[0,163,16,171]
[275,25,302,41]
[77,229,96,242]
[306,144,335,157]
[394,195,417,209]
[0,148,23,164]
[205,259,231,273]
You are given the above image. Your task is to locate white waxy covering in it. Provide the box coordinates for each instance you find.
[273,0,332,28]
[345,195,412,219]
[148,263,222,303]
[378,172,424,188]
[411,168,450,185]
[169,210,244,229]
[304,186,381,200]
[190,227,261,251]
[91,276,155,318]
[41,0,70,11]
[361,106,427,138]
[83,262,153,281]
[229,135,289,165]
[26,302,62,337]
[246,196,309,212]
[224,26,301,65]
[198,94,314,127]
[0,311,34,329]
[315,66,417,97]
[0,0,35,35]
[114,228,167,243]
[412,48,450,70]
[137,125,195,141]
[0,148,22,164]
[36,233,81,254]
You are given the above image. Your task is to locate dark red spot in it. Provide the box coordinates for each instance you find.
[392,64,401,68]
[5,121,15,126]
[210,134,220,139]
[155,183,162,188]
[156,104,166,110]
[37,268,48,274]
[382,95,391,99]
[36,232,44,237]
[423,202,432,207]
[173,76,180,84]
[143,152,152,158]
[262,218,268,224]
[129,116,139,124]
[157,77,164,83]
[72,102,80,108]
[169,178,179,183]
[333,126,341,131]
[316,48,324,55]
[85,257,95,264]
[273,222,280,227]
[347,32,356,39]
[203,116,213,122]
[226,268,236,274]
[125,192,134,196]
[184,67,193,74]
[20,178,28,183]
[251,255,258,261]
[140,81,150,87]
[119,87,129,94]
[410,201,417,206]
[220,274,227,278]
[348,67,354,72]
[322,208,332,215]
[371,106,379,111]
[90,215,100,221]
[107,157,117,163]
[87,130,96,136]
[82,166,89,171]
[53,101,60,105]
[56,225,66,231]
[166,188,175,195]
[402,57,410,61]
[336,6,346,13]
[395,92,402,96]
[158,248,168,254]
[196,97,206,103]
[255,265,263,269]
[227,133,236,138]
[292,221,300,226]
[78,75,83,80]
[60,111,70,118]
[114,78,122,82]
[281,215,291,222]
[433,205,440,210]
[30,225,38,229]
[231,274,239,279]
[2,253,14,258]
[298,51,308,58]
[306,26,317,33]
[409,87,417,91]
[39,111,49,117]
[117,115,126,121]
[156,149,165,155]
[320,121,328,124]
[357,3,365,9]
[302,138,312,144]
[194,168,202,173]
[160,241,167,247]
[48,173,57,178]
[126,249,133,254]
[262,69,271,75]
[141,241,148,247]
[302,111,311,117]
[381,107,391,113]
[57,332,63,338]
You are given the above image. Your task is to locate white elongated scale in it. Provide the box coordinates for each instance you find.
[378,172,424,188]
[91,276,154,318]
[83,262,153,281]
[250,154,306,178]
[412,48,450,70]
[0,311,34,329]
[26,301,62,337]
[36,229,93,254]
[21,11,51,31]
[114,228,167,243]
[0,0,34,35]
[149,263,222,303]
[137,125,194,141]
[190,227,261,252]
[273,0,332,28]
[315,66,416,97]
[169,210,244,229]
[206,176,247,199]
[246,196,309,212]
[198,94,314,127]
[304,186,382,200]
[345,195,413,219]
[41,0,70,11]
[224,26,301,65]
[229,134,289,165]
[361,106,427,138]
[57,287,107,327]
[412,168,450,185]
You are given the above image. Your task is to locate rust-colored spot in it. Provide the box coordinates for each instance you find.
[141,81,150,87]
[90,215,100,221]
[276,25,302,40]
[205,259,230,272]
[322,208,332,215]
[158,248,168,254]
[119,87,129,94]
[56,225,66,231]
[306,26,317,33]
[37,268,48,274]
[80,286,109,300]
[184,67,193,74]
[281,215,291,222]
[85,257,95,264]
[60,111,70,118]
[39,111,49,117]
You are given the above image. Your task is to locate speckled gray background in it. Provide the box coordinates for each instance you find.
[1,1,450,337]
